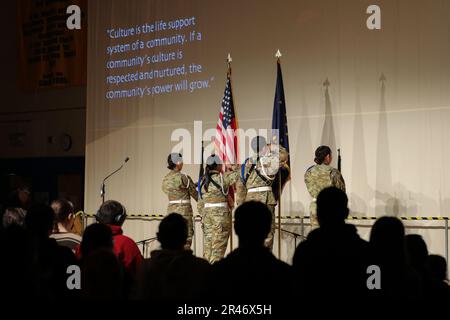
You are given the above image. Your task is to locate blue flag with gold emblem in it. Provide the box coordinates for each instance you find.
[271,59,291,201]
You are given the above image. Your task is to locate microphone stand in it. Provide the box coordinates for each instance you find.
[101,158,129,203]
[135,236,158,257]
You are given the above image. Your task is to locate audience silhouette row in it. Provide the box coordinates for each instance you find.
[0,187,448,304]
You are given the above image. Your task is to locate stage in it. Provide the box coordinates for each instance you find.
[84,0,450,268]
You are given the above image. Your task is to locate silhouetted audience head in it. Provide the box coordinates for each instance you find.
[370,216,405,252]
[427,255,448,281]
[80,223,114,258]
[24,204,54,237]
[370,216,407,273]
[157,213,187,250]
[2,207,26,229]
[82,248,124,300]
[405,234,429,270]
[7,186,32,210]
[316,187,349,227]
[234,201,272,246]
[51,199,74,231]
[95,200,127,226]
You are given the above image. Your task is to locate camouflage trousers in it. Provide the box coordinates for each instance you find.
[181,214,194,250]
[265,205,276,250]
[202,209,231,264]
[309,201,319,230]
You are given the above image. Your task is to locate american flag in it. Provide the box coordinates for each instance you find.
[215,73,238,165]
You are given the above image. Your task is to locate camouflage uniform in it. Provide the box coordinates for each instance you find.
[304,164,346,227]
[162,170,198,249]
[238,145,289,250]
[196,195,204,237]
[200,167,240,264]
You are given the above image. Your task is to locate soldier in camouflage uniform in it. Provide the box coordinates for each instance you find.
[199,155,240,264]
[162,153,198,249]
[305,146,346,228]
[238,136,289,250]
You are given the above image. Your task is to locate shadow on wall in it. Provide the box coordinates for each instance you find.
[292,91,314,217]
[320,78,338,166]
[350,81,371,216]
[374,73,393,215]
[372,182,449,217]
[346,75,447,219]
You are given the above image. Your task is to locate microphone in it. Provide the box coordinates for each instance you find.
[100,157,130,203]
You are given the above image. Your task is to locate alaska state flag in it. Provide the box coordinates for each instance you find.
[271,59,291,201]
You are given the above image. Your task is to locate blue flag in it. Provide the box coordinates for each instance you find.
[271,60,291,201]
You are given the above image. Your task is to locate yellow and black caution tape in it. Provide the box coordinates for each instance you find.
[127,214,166,218]
[280,216,449,221]
[80,212,165,218]
[77,211,449,221]
[346,216,449,221]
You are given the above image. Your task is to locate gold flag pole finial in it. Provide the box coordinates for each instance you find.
[275,49,282,63]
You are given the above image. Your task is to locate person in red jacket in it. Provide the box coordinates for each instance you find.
[95,200,143,275]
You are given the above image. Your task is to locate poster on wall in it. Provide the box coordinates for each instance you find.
[17,0,87,90]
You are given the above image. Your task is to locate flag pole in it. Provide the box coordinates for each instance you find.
[278,170,282,259]
[227,53,234,252]
[199,139,204,257]
[275,49,282,259]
